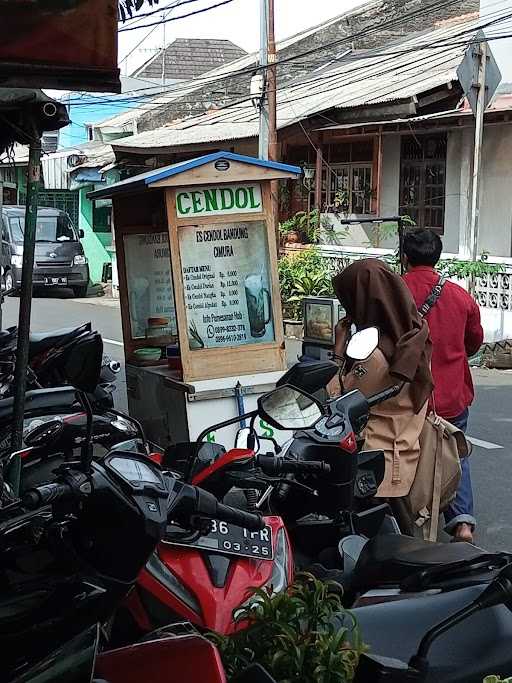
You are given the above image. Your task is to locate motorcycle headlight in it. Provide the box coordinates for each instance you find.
[237,528,291,616]
[73,254,87,265]
[263,528,290,596]
[145,552,202,617]
[111,415,137,435]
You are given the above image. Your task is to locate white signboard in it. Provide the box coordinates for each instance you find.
[179,221,275,350]
[124,232,177,338]
[176,183,262,218]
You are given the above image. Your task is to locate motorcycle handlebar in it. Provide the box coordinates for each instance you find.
[366,383,404,408]
[180,484,265,531]
[256,454,330,475]
[215,501,265,530]
[22,482,73,510]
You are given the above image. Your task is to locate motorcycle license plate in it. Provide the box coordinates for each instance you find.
[44,276,67,285]
[164,521,274,560]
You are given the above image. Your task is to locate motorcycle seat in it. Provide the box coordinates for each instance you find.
[352,534,490,588]
[0,387,77,422]
[29,324,89,357]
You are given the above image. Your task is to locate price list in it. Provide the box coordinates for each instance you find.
[179,221,275,350]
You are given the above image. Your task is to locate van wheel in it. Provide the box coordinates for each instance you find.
[73,285,88,297]
[3,270,14,294]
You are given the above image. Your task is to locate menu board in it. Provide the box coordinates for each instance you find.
[179,221,275,350]
[124,232,177,339]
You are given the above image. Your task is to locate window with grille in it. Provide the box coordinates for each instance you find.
[38,190,79,228]
[400,134,447,232]
[306,141,375,215]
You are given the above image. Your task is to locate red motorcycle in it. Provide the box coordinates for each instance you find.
[117,405,329,639]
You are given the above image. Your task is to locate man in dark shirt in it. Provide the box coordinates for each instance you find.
[403,229,483,543]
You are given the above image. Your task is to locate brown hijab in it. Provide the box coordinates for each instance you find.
[332,258,432,413]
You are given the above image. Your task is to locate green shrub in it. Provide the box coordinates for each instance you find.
[484,677,512,682]
[208,573,365,683]
[278,247,334,319]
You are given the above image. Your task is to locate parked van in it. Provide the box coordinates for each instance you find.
[1,206,89,297]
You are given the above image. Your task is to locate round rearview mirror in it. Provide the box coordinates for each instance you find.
[258,385,323,430]
[346,327,379,361]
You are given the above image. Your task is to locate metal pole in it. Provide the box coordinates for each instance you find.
[266,0,279,246]
[267,0,277,163]
[11,131,41,452]
[469,41,487,262]
[161,12,166,86]
[258,0,269,160]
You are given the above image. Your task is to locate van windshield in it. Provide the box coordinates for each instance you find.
[9,214,78,243]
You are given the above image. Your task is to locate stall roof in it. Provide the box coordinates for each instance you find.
[87,151,301,199]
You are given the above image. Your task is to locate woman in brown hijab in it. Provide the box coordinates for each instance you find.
[330,259,432,531]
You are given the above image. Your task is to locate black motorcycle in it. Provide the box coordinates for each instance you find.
[0,331,264,683]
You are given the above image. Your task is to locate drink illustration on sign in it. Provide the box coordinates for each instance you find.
[179,221,275,350]
[124,232,177,339]
[244,273,271,338]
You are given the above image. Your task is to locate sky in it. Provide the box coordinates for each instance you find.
[118,0,368,75]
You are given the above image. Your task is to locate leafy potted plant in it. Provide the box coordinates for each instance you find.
[279,215,302,246]
[208,574,365,683]
[278,247,334,320]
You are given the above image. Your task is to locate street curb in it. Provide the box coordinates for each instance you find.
[73,296,120,308]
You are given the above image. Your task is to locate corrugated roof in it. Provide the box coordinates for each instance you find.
[88,151,301,199]
[40,140,115,190]
[94,0,385,133]
[113,18,476,154]
[134,38,247,81]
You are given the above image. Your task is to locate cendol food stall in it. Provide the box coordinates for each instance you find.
[88,152,301,447]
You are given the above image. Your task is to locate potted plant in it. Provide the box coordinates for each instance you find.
[278,246,334,320]
[208,573,365,683]
[279,215,302,246]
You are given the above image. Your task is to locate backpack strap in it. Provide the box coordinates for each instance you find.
[418,276,447,318]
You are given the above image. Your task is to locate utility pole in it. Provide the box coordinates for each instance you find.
[11,127,41,455]
[267,0,277,163]
[258,0,269,160]
[469,40,487,262]
[161,13,166,86]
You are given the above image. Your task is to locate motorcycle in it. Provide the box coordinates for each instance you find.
[347,557,512,682]
[0,330,270,683]
[119,433,330,639]
[0,322,120,408]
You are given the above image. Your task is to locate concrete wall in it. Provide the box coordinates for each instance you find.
[478,124,512,258]
[78,187,111,285]
[444,130,462,253]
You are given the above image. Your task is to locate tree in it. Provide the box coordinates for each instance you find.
[118,0,160,21]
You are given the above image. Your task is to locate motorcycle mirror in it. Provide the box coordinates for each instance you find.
[257,385,324,430]
[63,332,103,393]
[235,427,260,452]
[276,360,338,394]
[24,418,64,448]
[346,327,379,361]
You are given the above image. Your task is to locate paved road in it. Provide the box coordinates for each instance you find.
[3,291,512,552]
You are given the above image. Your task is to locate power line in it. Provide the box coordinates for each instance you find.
[118,0,235,31]
[119,0,206,23]
[76,0,508,108]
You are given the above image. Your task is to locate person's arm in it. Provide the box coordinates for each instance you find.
[465,298,484,357]
[326,319,351,398]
